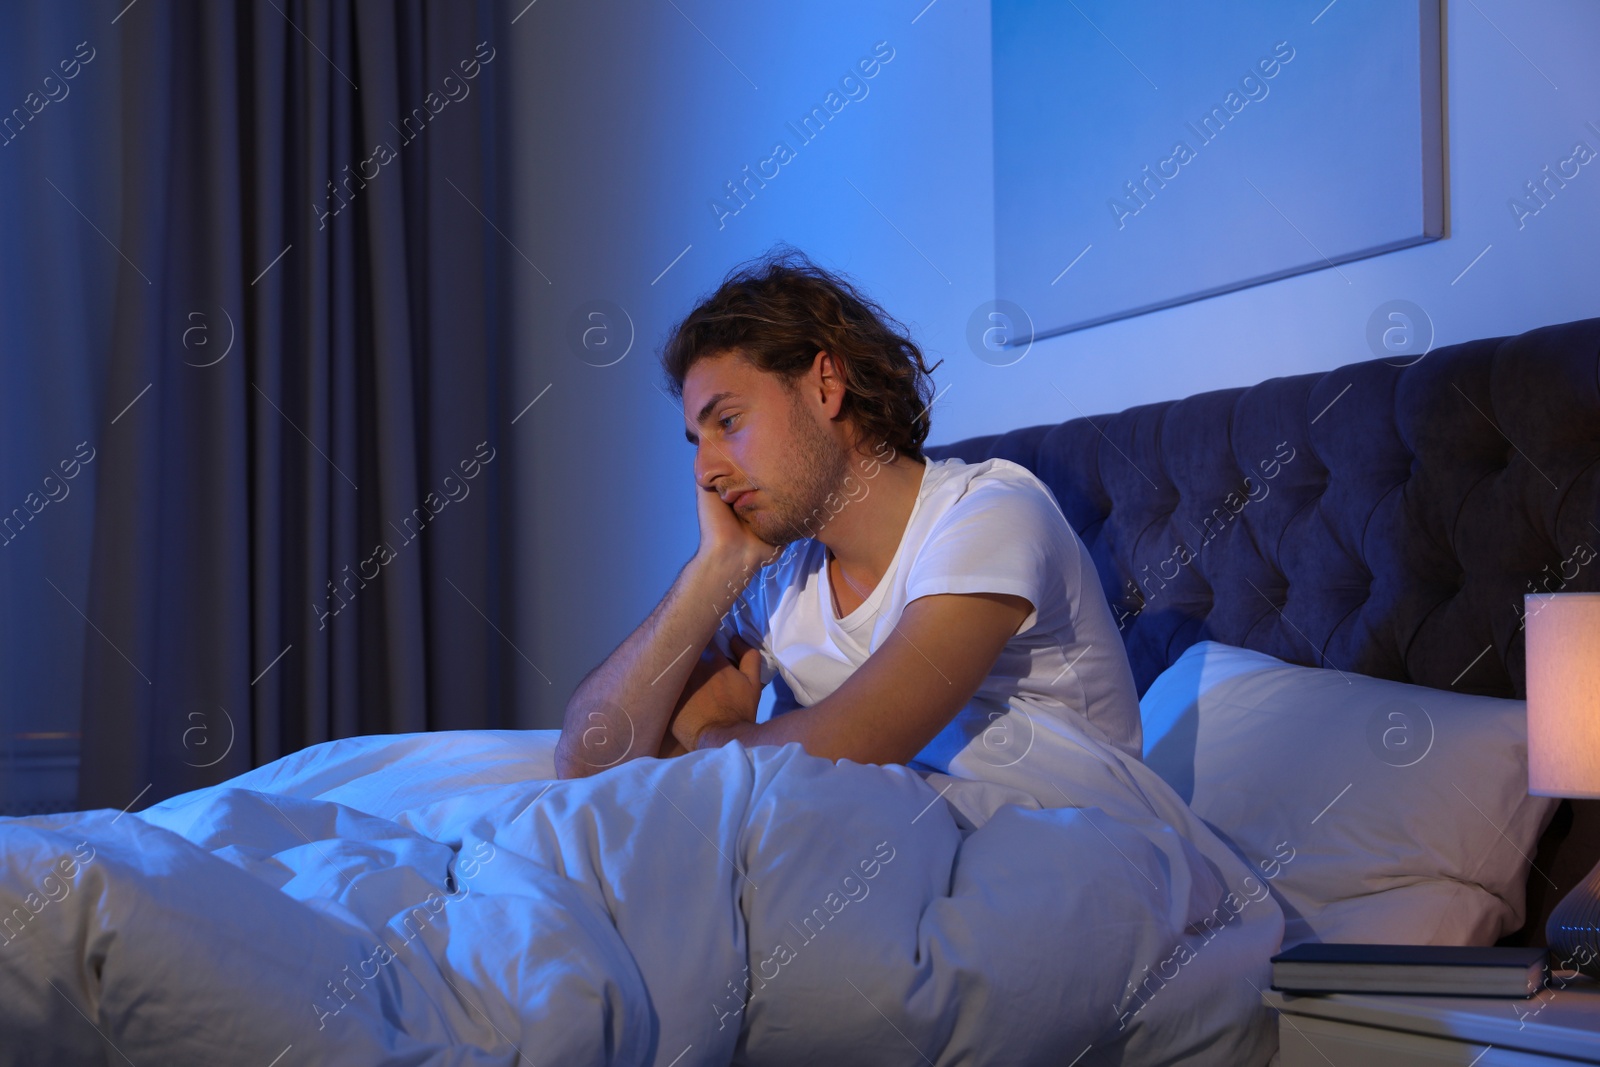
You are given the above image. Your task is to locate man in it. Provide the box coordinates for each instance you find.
[555,251,1140,781]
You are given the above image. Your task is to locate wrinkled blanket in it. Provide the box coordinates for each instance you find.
[0,730,1282,1065]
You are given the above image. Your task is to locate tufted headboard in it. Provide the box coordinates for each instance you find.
[926,316,1600,701]
[926,316,1600,946]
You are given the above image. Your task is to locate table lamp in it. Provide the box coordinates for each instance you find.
[1527,592,1600,975]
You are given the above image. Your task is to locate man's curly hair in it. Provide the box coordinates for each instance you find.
[661,247,942,461]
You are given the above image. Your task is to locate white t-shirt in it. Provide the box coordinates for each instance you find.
[712,456,1143,785]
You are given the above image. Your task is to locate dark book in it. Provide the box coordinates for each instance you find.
[1270,943,1548,998]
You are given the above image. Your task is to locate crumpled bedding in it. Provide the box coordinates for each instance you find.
[0,729,1282,1065]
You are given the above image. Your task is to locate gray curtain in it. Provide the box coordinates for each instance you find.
[75,0,514,810]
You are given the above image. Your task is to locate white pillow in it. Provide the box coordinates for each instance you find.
[1140,641,1557,947]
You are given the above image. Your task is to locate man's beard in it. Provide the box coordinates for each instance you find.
[743,397,851,548]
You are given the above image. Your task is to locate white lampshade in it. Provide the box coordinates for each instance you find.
[1527,593,1600,798]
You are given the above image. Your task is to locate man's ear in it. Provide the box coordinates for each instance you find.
[810,349,847,420]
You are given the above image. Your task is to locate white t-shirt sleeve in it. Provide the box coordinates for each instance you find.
[901,479,1063,635]
[710,573,781,687]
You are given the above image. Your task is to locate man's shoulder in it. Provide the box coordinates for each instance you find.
[925,456,1069,528]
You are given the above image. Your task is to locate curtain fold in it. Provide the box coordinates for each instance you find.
[77,0,511,810]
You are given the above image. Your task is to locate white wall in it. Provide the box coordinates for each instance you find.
[505,0,1600,727]
[967,0,1600,441]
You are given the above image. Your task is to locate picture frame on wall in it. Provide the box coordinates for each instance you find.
[992,0,1445,341]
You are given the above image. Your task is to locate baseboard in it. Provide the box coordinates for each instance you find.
[1,734,81,817]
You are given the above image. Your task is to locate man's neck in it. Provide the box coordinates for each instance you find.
[817,453,928,593]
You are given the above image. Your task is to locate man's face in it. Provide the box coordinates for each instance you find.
[682,350,851,547]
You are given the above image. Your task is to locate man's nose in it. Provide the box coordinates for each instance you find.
[694,440,728,491]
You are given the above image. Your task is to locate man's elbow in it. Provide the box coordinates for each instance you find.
[553,730,596,780]
[555,706,639,779]
[553,705,598,780]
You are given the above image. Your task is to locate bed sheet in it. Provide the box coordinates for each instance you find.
[0,729,1282,1065]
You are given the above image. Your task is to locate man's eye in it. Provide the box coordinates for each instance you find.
[719,414,738,432]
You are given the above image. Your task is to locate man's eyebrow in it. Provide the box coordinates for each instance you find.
[684,391,738,443]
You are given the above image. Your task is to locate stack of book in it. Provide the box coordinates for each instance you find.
[1270,943,1549,998]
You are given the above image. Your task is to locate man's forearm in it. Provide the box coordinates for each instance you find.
[556,551,751,777]
[696,711,817,758]
[694,592,1033,767]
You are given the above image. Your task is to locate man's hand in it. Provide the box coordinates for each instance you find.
[696,480,778,577]
[668,635,763,752]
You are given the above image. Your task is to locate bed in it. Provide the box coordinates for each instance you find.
[1,316,1595,1065]
[927,313,1600,954]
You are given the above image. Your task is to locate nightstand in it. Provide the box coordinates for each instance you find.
[1264,977,1600,1065]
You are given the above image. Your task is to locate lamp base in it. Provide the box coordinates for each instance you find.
[1547,855,1600,977]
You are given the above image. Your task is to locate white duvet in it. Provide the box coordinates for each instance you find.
[0,728,1282,1065]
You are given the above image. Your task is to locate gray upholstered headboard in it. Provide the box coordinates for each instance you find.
[925,315,1600,945]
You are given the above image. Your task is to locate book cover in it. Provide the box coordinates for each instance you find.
[1271,943,1548,997]
[1272,944,1547,968]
